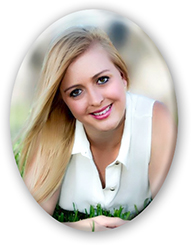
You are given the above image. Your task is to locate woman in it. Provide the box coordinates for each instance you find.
[17,26,177,231]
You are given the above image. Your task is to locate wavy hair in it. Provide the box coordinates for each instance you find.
[17,26,129,203]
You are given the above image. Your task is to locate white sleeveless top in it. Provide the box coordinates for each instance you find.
[59,92,155,215]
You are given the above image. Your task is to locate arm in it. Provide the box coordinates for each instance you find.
[149,102,177,198]
[39,187,61,216]
[24,161,61,216]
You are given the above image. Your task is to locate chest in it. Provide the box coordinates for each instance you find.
[91,147,120,188]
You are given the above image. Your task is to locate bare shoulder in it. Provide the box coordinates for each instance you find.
[152,101,177,141]
[153,101,172,125]
[149,101,177,198]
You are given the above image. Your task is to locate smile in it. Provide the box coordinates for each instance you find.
[90,104,112,120]
[92,104,112,115]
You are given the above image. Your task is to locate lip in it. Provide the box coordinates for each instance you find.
[90,104,112,114]
[90,104,113,120]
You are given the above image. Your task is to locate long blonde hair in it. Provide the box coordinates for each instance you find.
[17,26,129,203]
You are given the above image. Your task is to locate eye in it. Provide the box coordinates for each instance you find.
[97,76,109,85]
[70,88,82,98]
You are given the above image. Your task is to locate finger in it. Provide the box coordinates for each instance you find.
[93,216,128,228]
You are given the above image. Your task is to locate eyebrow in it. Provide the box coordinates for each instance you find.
[63,69,110,93]
[92,69,109,80]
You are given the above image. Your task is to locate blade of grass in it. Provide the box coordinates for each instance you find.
[134,205,139,215]
[92,221,95,232]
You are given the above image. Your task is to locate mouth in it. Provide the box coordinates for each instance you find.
[90,104,112,119]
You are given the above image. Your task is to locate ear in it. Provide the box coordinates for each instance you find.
[120,71,127,88]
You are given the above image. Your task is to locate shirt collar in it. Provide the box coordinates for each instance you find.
[72,120,92,158]
[113,93,132,169]
[71,92,132,169]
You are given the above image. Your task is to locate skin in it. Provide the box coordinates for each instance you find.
[149,102,177,198]
[25,43,177,231]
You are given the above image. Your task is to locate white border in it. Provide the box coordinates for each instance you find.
[1,1,190,244]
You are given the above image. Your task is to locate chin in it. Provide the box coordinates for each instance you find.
[97,120,123,132]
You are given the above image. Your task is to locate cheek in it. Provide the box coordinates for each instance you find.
[107,81,126,100]
[65,101,86,118]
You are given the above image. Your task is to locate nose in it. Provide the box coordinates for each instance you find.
[88,88,104,106]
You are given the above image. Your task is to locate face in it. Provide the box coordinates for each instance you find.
[60,44,127,135]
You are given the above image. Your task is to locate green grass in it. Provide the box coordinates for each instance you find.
[52,199,152,223]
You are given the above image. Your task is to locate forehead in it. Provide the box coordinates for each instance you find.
[64,44,115,80]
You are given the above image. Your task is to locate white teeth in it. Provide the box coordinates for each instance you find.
[93,105,111,116]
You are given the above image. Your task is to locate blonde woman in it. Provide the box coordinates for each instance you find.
[17,26,177,231]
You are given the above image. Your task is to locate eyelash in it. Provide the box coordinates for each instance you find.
[97,76,109,85]
[69,76,110,98]
[70,88,82,98]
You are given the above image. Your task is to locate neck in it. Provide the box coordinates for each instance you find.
[84,116,125,151]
